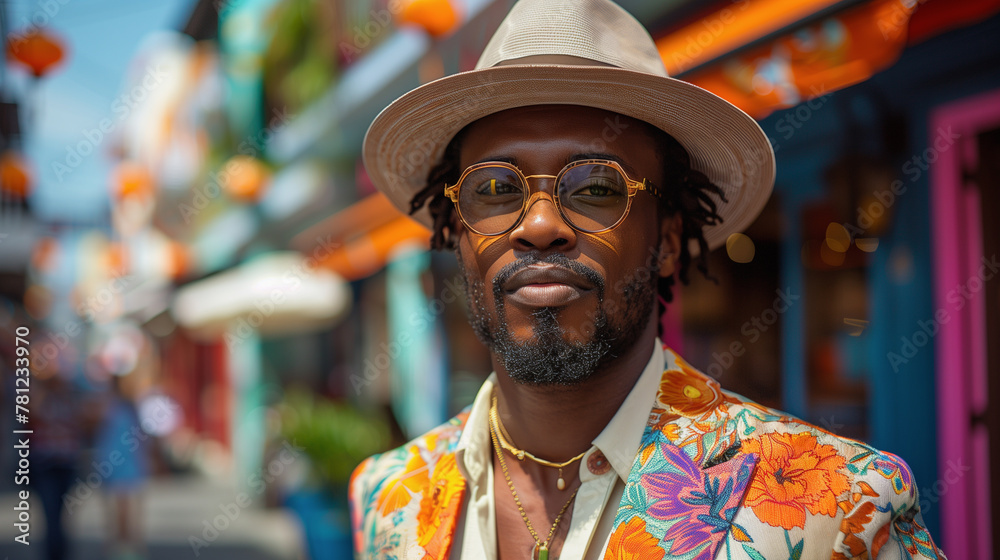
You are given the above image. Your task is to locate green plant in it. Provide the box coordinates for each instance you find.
[263,0,339,115]
[279,389,391,490]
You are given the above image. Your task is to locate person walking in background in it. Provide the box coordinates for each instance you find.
[31,370,86,560]
[95,373,151,560]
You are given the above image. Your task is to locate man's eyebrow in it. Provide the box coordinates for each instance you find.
[566,153,625,166]
[471,153,630,169]
[473,156,519,166]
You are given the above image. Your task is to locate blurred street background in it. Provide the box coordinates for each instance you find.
[0,475,302,559]
[0,0,998,558]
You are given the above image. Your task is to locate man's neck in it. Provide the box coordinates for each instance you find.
[490,329,658,463]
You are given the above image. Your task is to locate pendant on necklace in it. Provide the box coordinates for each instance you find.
[534,543,549,560]
[556,468,566,490]
[517,450,525,460]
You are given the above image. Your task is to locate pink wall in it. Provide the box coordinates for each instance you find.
[929,87,1000,560]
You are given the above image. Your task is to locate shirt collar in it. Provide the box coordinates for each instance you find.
[455,373,497,488]
[592,340,665,483]
[454,340,666,486]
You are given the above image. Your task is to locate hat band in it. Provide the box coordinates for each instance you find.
[493,54,616,68]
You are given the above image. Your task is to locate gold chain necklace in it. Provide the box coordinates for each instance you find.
[489,409,578,560]
[489,394,586,490]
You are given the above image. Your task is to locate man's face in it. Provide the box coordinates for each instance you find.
[454,105,677,385]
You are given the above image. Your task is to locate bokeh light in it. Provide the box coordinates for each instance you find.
[726,232,756,263]
[825,222,851,253]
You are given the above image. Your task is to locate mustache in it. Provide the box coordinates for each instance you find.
[491,254,605,301]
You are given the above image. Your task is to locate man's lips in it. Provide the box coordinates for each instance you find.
[502,265,595,307]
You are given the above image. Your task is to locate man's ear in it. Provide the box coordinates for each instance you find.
[448,212,465,247]
[658,214,682,278]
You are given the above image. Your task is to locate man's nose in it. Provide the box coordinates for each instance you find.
[508,189,577,251]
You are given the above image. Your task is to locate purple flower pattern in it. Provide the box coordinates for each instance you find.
[640,442,756,559]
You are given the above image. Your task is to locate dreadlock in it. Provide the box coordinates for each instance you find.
[407,119,727,308]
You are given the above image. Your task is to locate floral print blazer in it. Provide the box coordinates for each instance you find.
[349,350,944,559]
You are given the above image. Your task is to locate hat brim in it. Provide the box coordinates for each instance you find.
[363,64,775,253]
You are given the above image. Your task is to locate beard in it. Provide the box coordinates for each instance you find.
[459,251,657,386]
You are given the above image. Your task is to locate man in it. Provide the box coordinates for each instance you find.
[350,0,944,558]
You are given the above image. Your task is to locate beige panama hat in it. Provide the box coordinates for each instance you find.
[363,0,775,251]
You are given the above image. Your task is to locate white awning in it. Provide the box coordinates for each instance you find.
[172,251,350,338]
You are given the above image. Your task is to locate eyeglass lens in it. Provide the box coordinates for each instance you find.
[457,163,630,234]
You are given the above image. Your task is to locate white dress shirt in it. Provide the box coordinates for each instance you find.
[450,341,667,559]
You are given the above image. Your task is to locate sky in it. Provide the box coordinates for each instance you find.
[7,0,195,223]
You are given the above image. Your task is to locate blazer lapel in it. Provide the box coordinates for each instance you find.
[605,362,760,560]
[412,452,467,560]
[361,415,470,560]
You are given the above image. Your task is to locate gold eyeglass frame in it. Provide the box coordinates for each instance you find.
[443,159,663,237]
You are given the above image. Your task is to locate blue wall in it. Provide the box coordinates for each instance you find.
[758,13,1000,541]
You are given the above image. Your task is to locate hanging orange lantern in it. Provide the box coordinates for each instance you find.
[0,151,32,197]
[113,161,154,200]
[220,155,270,202]
[24,283,53,320]
[31,237,59,273]
[396,0,460,38]
[106,242,129,276]
[7,29,66,78]
[166,241,191,279]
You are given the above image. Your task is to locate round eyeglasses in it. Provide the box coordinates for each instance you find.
[443,159,662,236]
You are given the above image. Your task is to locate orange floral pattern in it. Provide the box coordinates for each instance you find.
[376,447,428,516]
[647,406,681,440]
[605,516,665,560]
[656,359,723,417]
[833,501,878,559]
[416,454,465,558]
[741,432,852,530]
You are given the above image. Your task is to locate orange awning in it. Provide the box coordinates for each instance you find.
[666,0,917,119]
[293,193,431,281]
[661,0,1000,120]
[657,0,844,76]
